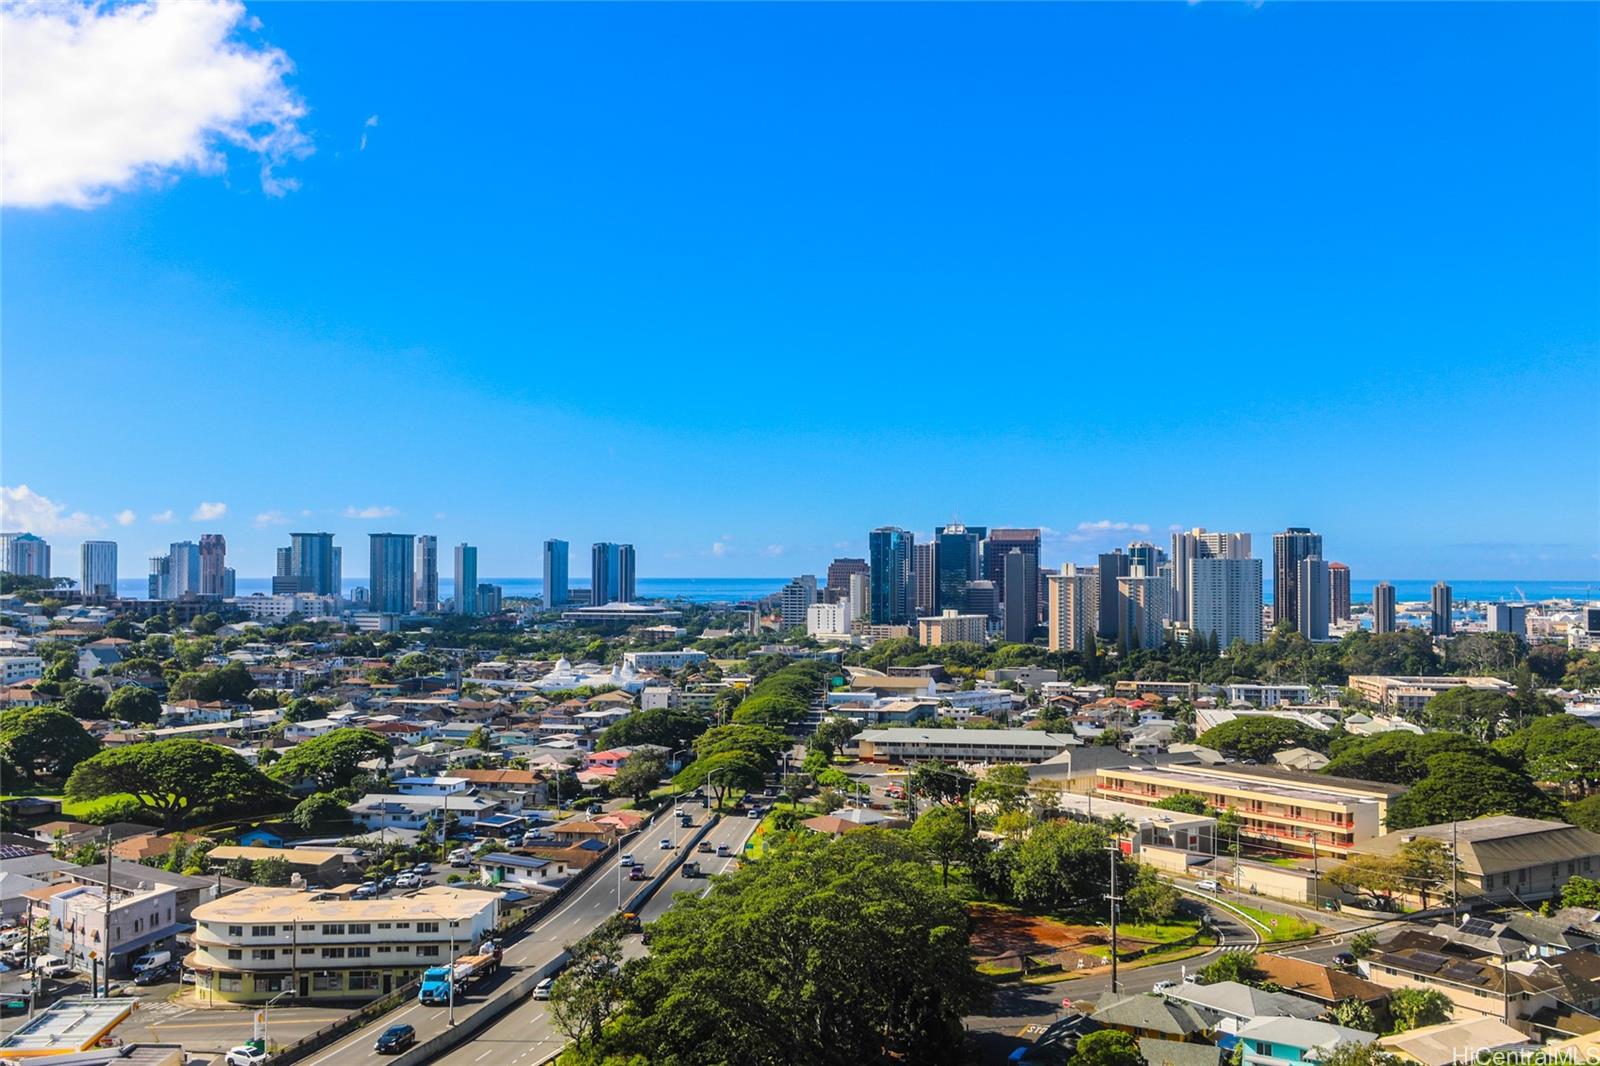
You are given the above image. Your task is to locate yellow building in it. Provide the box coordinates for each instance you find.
[188,885,499,1004]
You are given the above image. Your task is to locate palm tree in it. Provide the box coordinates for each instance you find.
[1105,814,1136,846]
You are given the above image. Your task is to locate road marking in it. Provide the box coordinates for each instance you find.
[474,1050,495,1062]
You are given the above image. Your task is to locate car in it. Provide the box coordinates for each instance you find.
[620,853,634,867]
[504,835,524,848]
[1151,980,1174,994]
[746,808,761,819]
[352,885,377,900]
[134,963,176,986]
[659,838,671,850]
[1194,879,1220,892]
[1331,952,1357,967]
[225,1046,267,1066]
[412,862,432,874]
[533,977,555,1000]
[379,876,396,890]
[716,843,730,857]
[179,969,196,984]
[697,841,713,853]
[394,873,420,888]
[588,803,603,814]
[1182,972,1199,985]
[374,1023,416,1054]
[629,865,649,881]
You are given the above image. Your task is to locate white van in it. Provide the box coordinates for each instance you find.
[133,949,172,974]
[33,955,72,979]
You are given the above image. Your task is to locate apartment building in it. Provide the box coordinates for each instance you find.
[853,727,1077,764]
[1347,675,1515,713]
[47,883,183,978]
[917,610,988,647]
[1223,683,1314,708]
[1095,764,1402,855]
[1113,680,1200,701]
[189,885,499,1003]
[1354,817,1600,904]
[622,649,709,672]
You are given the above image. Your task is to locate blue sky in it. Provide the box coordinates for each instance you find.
[3,1,1597,582]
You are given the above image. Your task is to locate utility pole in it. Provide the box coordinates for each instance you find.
[1309,831,1319,909]
[1451,819,1461,920]
[1105,844,1122,995]
[102,827,113,998]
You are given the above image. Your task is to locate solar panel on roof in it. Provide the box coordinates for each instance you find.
[1443,962,1485,982]
[1460,918,1497,937]
[1407,951,1450,972]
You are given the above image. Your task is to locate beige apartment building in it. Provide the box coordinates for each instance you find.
[1347,675,1514,713]
[917,610,988,647]
[188,885,499,1004]
[1095,763,1403,856]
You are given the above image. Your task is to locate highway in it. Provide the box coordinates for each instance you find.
[424,812,761,1066]
[293,804,715,1066]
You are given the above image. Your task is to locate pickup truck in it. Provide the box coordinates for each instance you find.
[417,948,502,1005]
[32,955,72,979]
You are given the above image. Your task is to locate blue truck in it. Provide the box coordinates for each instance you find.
[417,946,502,1005]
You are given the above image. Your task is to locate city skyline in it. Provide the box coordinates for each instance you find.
[2,3,1597,582]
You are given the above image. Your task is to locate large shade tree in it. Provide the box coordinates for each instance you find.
[67,739,288,828]
[0,707,101,783]
[266,728,394,792]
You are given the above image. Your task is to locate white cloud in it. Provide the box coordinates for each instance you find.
[710,541,729,558]
[343,505,399,520]
[763,544,786,557]
[150,509,175,524]
[115,509,137,526]
[1065,518,1152,543]
[1,0,311,209]
[253,510,289,528]
[191,501,228,521]
[0,485,106,535]
[360,113,379,151]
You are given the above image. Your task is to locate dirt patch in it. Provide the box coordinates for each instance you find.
[968,905,1148,960]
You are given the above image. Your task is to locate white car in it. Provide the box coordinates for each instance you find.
[1151,980,1174,994]
[225,1046,267,1066]
[658,839,671,850]
[532,977,554,1000]
[620,854,634,867]
[1194,879,1220,892]
[394,873,420,888]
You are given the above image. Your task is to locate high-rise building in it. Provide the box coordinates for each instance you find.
[476,583,502,615]
[963,579,999,621]
[589,542,636,605]
[454,543,479,615]
[1296,556,1330,641]
[1170,529,1251,625]
[848,572,869,621]
[868,527,914,625]
[1190,557,1263,648]
[779,575,818,630]
[1096,549,1131,639]
[918,610,988,647]
[1046,564,1098,653]
[1430,582,1454,637]
[275,547,294,578]
[988,529,1042,630]
[807,600,852,638]
[825,558,869,601]
[222,567,236,598]
[543,540,570,608]
[332,547,343,600]
[369,534,415,615]
[1001,548,1038,643]
[412,536,439,612]
[1127,541,1166,577]
[80,541,117,598]
[912,541,939,617]
[935,524,980,614]
[0,533,50,578]
[1328,562,1351,623]
[1487,603,1528,640]
[288,533,338,596]
[167,542,200,598]
[1273,528,1324,632]
[147,555,170,599]
[1372,582,1397,634]
[1118,574,1171,650]
[199,534,227,598]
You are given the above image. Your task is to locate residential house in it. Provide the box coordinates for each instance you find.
[1376,1017,1536,1066]
[1090,992,1211,1042]
[1235,1017,1376,1066]
[1251,954,1391,1015]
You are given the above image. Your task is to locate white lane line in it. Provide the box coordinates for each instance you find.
[474,1050,495,1062]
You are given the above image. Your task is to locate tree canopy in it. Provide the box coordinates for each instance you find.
[596,707,708,754]
[1385,753,1558,829]
[672,750,766,806]
[67,739,288,828]
[0,706,101,783]
[267,728,394,792]
[104,685,163,725]
[1323,732,1495,786]
[570,830,988,1066]
[1197,717,1329,762]
[168,661,256,704]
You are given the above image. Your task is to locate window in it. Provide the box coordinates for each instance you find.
[255,975,287,993]
[229,925,243,936]
[301,946,315,955]
[417,922,440,933]
[321,924,346,936]
[348,923,371,935]
[321,947,346,959]
[219,975,243,992]
[377,923,392,930]
[348,971,379,991]
[348,946,371,958]
[417,946,441,958]
[252,949,276,961]
[395,922,411,929]
[312,972,342,992]
[228,949,243,961]
[251,925,276,937]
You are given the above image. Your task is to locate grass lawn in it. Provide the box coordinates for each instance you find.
[1115,920,1202,944]
[3,791,142,820]
[1229,902,1320,942]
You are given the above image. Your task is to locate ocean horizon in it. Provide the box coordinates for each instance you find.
[113,576,1600,605]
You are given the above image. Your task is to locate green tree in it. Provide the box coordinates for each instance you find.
[973,764,1031,813]
[1153,792,1210,815]
[282,697,332,723]
[59,683,108,720]
[104,685,162,725]
[251,856,293,886]
[0,706,101,782]
[1331,998,1378,1032]
[1385,753,1558,829]
[1494,714,1600,799]
[808,716,862,760]
[1568,795,1600,834]
[691,723,787,769]
[267,728,394,792]
[1197,717,1329,761]
[673,750,766,807]
[67,739,288,828]
[290,792,350,831]
[580,830,988,1065]
[1387,988,1451,1033]
[611,753,668,803]
[1122,864,1181,923]
[911,804,974,886]
[549,916,628,1050]
[910,759,975,804]
[1559,875,1600,910]
[1069,1030,1143,1066]
[168,661,256,703]
[596,707,707,754]
[1349,932,1379,959]
[1198,950,1263,986]
[1322,732,1494,785]
[1318,1043,1401,1066]
[1421,688,1521,742]
[464,726,493,751]
[1009,820,1116,915]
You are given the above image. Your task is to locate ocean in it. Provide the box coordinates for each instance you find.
[113,576,1598,605]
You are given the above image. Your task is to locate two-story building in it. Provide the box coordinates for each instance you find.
[188,884,499,1003]
[47,883,183,978]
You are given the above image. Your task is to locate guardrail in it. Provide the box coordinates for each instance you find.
[267,800,684,1066]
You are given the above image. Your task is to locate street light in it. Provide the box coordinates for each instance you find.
[259,987,293,1051]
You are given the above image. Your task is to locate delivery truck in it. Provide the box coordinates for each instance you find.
[417,946,502,1005]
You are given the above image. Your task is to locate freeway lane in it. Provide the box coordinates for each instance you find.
[424,813,761,1066]
[296,808,700,1066]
